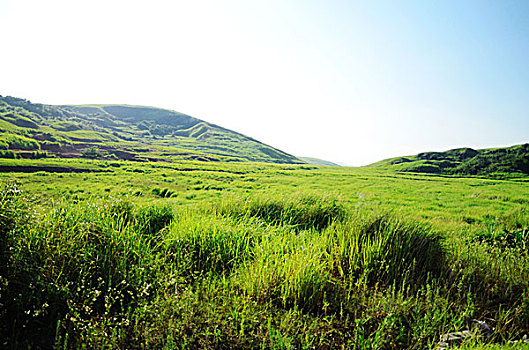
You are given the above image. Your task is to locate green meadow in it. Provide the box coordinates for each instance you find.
[1,158,529,349]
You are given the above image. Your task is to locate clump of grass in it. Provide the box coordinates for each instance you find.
[106,197,134,223]
[328,211,445,286]
[234,210,445,315]
[0,183,32,343]
[163,212,260,276]
[469,207,528,250]
[214,192,347,230]
[500,207,529,231]
[152,187,175,198]
[0,182,27,236]
[234,228,333,313]
[0,194,159,348]
[135,204,174,237]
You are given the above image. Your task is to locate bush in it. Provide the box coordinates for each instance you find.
[81,147,103,158]
[0,150,16,158]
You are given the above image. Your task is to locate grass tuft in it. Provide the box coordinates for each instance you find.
[329,211,445,286]
[214,192,347,230]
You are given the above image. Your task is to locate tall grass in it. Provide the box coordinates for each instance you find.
[213,192,347,230]
[328,212,445,286]
[234,228,333,313]
[2,185,528,348]
[0,189,174,348]
[162,211,259,276]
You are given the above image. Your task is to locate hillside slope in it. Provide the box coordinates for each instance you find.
[298,156,340,166]
[369,144,529,177]
[0,95,302,164]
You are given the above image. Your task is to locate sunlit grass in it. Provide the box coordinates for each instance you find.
[1,159,529,348]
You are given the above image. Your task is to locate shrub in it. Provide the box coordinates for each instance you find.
[0,150,16,158]
[81,147,103,158]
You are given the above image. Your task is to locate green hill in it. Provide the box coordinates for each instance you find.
[369,144,529,177]
[298,156,340,166]
[0,95,303,164]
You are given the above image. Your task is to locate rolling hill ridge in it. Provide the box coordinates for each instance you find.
[369,144,529,177]
[0,95,303,164]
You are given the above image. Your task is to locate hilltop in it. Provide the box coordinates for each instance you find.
[369,144,529,177]
[0,95,302,164]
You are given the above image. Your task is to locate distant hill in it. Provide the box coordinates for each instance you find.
[0,95,303,164]
[298,157,340,166]
[368,144,529,177]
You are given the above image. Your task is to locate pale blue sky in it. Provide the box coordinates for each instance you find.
[1,0,528,165]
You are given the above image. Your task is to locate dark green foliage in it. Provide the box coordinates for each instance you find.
[0,150,16,158]
[51,121,81,131]
[0,182,26,248]
[106,198,135,223]
[0,112,39,128]
[0,195,157,348]
[163,213,258,276]
[2,133,41,150]
[472,226,527,249]
[401,162,442,173]
[471,209,528,250]
[452,144,529,175]
[102,105,198,128]
[390,157,412,165]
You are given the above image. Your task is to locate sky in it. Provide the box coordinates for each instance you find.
[1,0,528,166]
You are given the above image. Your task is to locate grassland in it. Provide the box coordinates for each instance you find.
[1,157,529,349]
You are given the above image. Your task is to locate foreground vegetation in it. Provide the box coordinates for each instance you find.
[1,158,529,349]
